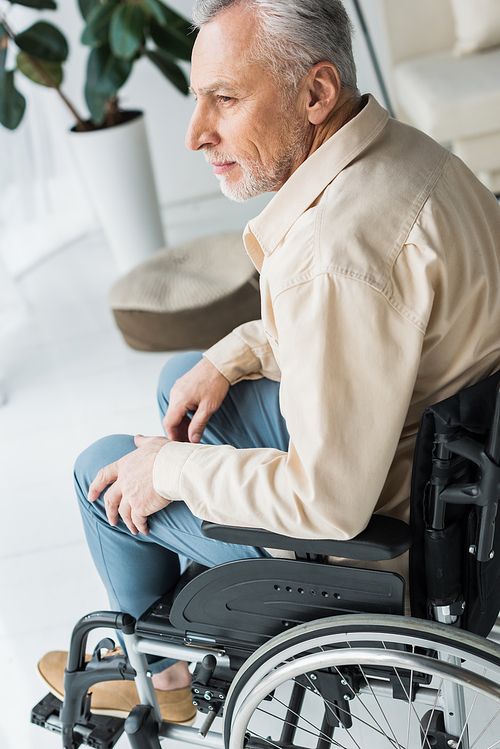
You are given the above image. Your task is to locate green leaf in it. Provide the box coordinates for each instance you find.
[85,87,108,124]
[0,70,26,129]
[15,22,68,62]
[139,0,169,25]
[0,24,8,82]
[81,2,116,48]
[145,48,188,95]
[77,0,101,21]
[156,2,193,36]
[84,89,107,123]
[149,19,194,61]
[109,5,145,61]
[17,50,63,87]
[85,45,132,122]
[8,0,57,9]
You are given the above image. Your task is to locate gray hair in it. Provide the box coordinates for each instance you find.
[191,0,359,96]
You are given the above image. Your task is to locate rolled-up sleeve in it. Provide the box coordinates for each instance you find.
[203,319,281,384]
[153,273,425,539]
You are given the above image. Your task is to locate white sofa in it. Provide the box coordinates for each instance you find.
[374,0,500,194]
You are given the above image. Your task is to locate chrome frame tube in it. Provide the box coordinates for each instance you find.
[122,631,163,725]
[160,722,224,749]
[358,679,439,707]
[132,636,230,668]
[433,608,469,746]
[438,654,469,749]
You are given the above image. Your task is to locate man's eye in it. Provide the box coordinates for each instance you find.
[219,96,233,104]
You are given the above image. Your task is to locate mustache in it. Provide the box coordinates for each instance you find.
[203,149,239,166]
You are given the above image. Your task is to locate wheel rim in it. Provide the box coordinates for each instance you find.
[224,615,500,749]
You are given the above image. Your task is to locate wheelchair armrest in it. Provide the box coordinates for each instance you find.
[201,515,412,562]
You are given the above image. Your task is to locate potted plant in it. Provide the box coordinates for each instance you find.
[0,0,196,273]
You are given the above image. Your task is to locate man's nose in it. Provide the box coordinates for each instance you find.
[185,104,220,151]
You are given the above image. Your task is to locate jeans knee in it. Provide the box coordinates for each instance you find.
[74,434,136,503]
[157,351,204,416]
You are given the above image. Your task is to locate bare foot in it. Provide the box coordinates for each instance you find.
[151,660,191,691]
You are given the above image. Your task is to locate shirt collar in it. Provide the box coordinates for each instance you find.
[244,95,389,269]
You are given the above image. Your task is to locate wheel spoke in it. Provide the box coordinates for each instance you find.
[262,690,346,747]
[470,706,500,748]
[297,672,401,747]
[251,704,347,749]
[298,670,365,749]
[288,651,399,747]
[347,659,404,748]
[405,673,413,747]
[244,727,284,749]
[457,684,480,748]
[405,647,415,749]
[312,644,402,747]
[381,640,442,749]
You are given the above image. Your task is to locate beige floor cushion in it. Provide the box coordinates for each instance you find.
[109,232,261,351]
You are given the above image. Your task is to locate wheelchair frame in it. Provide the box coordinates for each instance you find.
[32,374,500,749]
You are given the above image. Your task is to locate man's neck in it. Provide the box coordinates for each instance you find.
[306,91,363,158]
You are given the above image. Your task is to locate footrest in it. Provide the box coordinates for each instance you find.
[31,693,125,748]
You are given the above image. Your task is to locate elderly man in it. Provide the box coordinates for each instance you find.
[39,0,500,726]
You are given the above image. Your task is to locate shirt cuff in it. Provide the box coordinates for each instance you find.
[153,441,201,500]
[203,331,263,384]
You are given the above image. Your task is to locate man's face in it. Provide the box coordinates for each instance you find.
[185,5,310,202]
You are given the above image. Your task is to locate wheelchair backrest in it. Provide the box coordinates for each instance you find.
[410,370,500,636]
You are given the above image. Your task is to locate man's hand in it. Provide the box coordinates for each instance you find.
[163,357,230,444]
[88,435,170,536]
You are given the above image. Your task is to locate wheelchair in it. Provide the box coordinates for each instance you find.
[32,371,500,749]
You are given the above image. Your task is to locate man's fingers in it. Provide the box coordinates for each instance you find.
[163,359,229,443]
[188,409,211,443]
[88,440,168,535]
[163,402,190,440]
[89,462,119,503]
[131,509,149,536]
[103,483,122,527]
[118,502,140,536]
[110,491,140,536]
[104,483,145,536]
[163,410,191,442]
[173,415,191,442]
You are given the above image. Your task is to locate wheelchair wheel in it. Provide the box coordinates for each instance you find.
[223,614,500,749]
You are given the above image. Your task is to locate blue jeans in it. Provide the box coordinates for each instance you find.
[74,351,289,672]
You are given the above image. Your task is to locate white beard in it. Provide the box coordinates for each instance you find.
[205,113,310,202]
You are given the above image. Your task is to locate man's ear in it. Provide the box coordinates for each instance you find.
[304,63,341,125]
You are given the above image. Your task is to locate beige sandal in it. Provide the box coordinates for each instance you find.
[37,650,197,725]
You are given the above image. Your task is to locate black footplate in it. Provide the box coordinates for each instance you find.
[31,693,125,748]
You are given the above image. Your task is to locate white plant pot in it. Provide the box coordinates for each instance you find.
[68,111,166,274]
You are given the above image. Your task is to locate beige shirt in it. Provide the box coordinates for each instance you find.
[153,95,500,541]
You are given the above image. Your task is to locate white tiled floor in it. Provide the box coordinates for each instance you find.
[0,193,269,747]
[0,232,167,748]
